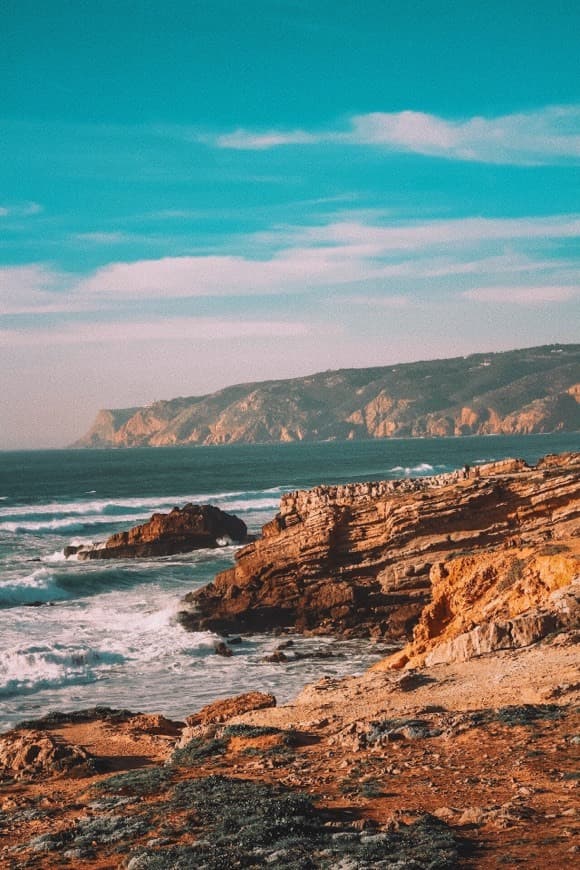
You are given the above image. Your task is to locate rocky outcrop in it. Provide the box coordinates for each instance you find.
[72,344,580,447]
[178,453,580,639]
[65,503,248,561]
[0,729,95,780]
[380,544,580,669]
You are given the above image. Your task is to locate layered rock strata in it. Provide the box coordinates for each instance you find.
[65,503,248,561]
[179,453,580,639]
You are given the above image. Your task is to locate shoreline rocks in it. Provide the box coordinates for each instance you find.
[64,503,249,561]
[178,453,580,640]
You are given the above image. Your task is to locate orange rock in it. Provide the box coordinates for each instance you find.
[185,691,276,727]
[0,729,94,780]
[180,454,580,640]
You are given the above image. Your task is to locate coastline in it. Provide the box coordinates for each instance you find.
[1,448,578,867]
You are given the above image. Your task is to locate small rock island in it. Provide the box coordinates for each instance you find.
[64,503,249,560]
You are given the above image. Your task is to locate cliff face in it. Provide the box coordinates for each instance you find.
[178,452,580,639]
[72,344,580,447]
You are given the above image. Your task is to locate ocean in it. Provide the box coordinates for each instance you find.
[0,433,577,732]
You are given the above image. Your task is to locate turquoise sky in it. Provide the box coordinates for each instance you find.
[1,0,579,447]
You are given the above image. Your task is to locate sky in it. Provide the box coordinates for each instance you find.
[1,0,579,449]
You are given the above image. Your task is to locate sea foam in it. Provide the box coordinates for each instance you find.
[0,643,125,698]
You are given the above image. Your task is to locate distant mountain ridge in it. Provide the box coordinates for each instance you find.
[72,344,580,448]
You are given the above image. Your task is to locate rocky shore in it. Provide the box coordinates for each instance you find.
[1,451,578,868]
[178,452,580,640]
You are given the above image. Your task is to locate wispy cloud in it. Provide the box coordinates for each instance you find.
[214,105,580,165]
[216,129,318,150]
[0,202,43,217]
[0,316,313,348]
[463,285,579,305]
[0,264,74,314]
[1,214,578,321]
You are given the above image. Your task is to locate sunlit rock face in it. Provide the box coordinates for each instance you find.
[178,452,580,640]
[65,503,248,560]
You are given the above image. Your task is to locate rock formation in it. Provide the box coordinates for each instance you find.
[178,453,580,639]
[380,544,579,669]
[2,454,580,869]
[0,729,95,780]
[72,343,580,446]
[65,503,248,560]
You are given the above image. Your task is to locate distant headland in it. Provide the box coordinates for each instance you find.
[72,344,580,448]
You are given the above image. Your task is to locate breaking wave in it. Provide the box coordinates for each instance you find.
[0,487,285,536]
[0,643,126,698]
[0,565,156,608]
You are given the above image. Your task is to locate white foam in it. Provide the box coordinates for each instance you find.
[0,643,125,697]
[0,487,284,521]
[0,568,70,606]
[44,550,67,563]
[390,462,435,475]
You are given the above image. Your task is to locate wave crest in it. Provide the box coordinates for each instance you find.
[0,643,125,698]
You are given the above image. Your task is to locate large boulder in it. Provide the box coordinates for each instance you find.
[65,503,248,561]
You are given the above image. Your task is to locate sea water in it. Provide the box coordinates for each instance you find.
[0,433,577,731]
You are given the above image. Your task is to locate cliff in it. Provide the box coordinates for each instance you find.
[177,452,580,639]
[72,343,580,447]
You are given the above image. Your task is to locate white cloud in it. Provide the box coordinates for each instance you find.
[215,105,580,165]
[463,285,578,305]
[75,246,375,298]
[216,129,317,150]
[2,215,578,322]
[0,202,43,217]
[293,214,580,251]
[0,264,77,315]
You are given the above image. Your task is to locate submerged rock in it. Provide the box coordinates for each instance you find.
[64,503,249,560]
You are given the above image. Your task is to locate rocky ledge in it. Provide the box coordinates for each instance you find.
[178,452,580,639]
[65,503,249,561]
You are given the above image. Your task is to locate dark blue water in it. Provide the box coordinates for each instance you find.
[0,433,577,731]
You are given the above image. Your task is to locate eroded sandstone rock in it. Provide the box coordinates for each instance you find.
[0,729,95,780]
[184,691,276,727]
[378,545,580,669]
[65,503,248,560]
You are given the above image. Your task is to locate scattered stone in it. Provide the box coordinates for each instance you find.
[214,641,233,657]
[262,650,288,663]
